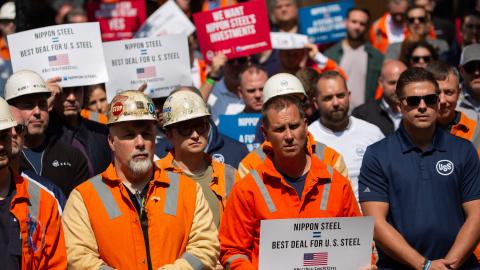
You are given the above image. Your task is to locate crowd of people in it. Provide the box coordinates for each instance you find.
[1,0,480,269]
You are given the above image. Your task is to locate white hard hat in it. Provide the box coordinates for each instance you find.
[262,73,306,104]
[162,90,210,127]
[0,2,15,20]
[0,96,16,131]
[5,70,49,101]
[107,90,157,125]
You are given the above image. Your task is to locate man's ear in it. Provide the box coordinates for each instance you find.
[107,133,115,152]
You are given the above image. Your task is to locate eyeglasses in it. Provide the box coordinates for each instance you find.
[411,55,431,64]
[400,94,438,107]
[463,61,480,74]
[13,124,26,134]
[407,16,427,24]
[175,119,209,137]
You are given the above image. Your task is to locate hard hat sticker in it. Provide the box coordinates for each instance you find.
[112,102,124,116]
[148,103,155,114]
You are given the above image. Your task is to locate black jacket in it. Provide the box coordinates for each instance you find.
[48,112,111,176]
[352,100,395,136]
[20,134,90,197]
[155,119,249,168]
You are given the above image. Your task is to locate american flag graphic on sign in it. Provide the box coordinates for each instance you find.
[137,66,156,79]
[48,54,69,67]
[303,252,328,266]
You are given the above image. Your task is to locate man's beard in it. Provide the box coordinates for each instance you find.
[128,158,153,177]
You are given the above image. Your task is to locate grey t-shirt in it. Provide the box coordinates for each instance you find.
[340,43,368,110]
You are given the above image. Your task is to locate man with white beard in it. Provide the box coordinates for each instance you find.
[62,90,219,269]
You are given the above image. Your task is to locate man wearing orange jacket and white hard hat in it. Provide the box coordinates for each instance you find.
[0,96,66,269]
[62,90,219,270]
[219,74,362,269]
[158,87,238,228]
[237,73,348,179]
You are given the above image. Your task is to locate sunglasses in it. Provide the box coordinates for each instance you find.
[175,119,209,137]
[407,16,427,24]
[400,94,438,107]
[411,55,431,64]
[463,62,480,74]
[13,124,26,134]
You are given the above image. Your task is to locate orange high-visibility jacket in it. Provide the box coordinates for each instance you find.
[238,131,348,179]
[156,151,239,211]
[80,109,108,125]
[202,0,237,11]
[370,13,436,54]
[219,154,361,269]
[311,58,348,80]
[62,163,219,270]
[10,170,66,270]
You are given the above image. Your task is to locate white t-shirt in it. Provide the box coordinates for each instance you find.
[207,79,245,124]
[340,43,368,110]
[386,14,405,44]
[308,116,385,200]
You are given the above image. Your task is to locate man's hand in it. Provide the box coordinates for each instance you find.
[137,83,147,92]
[46,76,62,111]
[359,265,377,270]
[207,53,227,79]
[304,42,329,66]
[428,258,457,270]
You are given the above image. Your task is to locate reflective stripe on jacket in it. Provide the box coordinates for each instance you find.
[62,163,219,270]
[156,151,239,210]
[220,153,361,269]
[238,131,348,179]
[80,109,108,125]
[10,170,67,270]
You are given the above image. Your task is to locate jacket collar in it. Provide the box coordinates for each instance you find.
[101,162,170,186]
[397,123,447,153]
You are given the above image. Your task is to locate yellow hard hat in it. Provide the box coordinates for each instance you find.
[0,96,16,131]
[162,90,210,127]
[262,73,307,104]
[107,90,157,125]
[5,70,50,101]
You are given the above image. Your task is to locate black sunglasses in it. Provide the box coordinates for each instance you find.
[411,55,431,64]
[407,16,427,24]
[175,119,209,137]
[13,124,26,134]
[463,62,480,74]
[400,94,438,107]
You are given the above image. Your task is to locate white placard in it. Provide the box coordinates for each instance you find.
[270,32,309,50]
[259,217,374,270]
[103,35,192,101]
[8,22,108,87]
[134,0,195,38]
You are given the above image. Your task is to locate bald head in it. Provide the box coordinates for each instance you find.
[380,60,407,103]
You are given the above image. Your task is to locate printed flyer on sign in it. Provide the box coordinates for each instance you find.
[218,113,261,151]
[270,32,309,50]
[298,0,354,44]
[86,0,146,41]
[8,22,108,87]
[103,35,192,101]
[193,0,271,62]
[134,0,195,38]
[259,217,374,270]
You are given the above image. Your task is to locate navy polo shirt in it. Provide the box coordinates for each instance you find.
[359,124,480,269]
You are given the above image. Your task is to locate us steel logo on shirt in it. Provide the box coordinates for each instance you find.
[436,160,454,176]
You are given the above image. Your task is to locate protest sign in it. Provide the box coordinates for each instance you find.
[86,0,146,41]
[298,0,354,44]
[103,35,191,101]
[259,217,374,270]
[193,1,271,62]
[218,113,261,151]
[134,0,195,38]
[270,32,309,50]
[8,22,108,87]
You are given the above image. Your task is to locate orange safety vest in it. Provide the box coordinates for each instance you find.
[219,153,361,269]
[156,151,238,211]
[10,170,66,270]
[80,108,108,125]
[72,163,208,269]
[311,58,348,80]
[202,0,237,11]
[238,131,348,179]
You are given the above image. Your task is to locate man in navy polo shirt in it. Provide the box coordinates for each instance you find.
[359,67,480,270]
